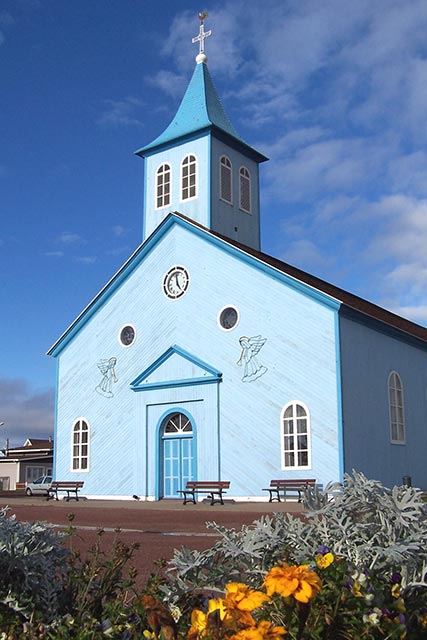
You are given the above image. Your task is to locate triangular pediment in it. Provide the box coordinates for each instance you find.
[130,345,222,392]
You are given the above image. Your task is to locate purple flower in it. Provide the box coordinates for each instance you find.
[390,572,402,584]
[315,545,331,555]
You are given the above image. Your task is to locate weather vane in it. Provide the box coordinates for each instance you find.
[192,11,211,63]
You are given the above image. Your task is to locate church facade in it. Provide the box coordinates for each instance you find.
[48,18,427,499]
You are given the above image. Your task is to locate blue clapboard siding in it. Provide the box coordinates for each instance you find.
[53,219,341,497]
[210,137,261,250]
[340,310,427,488]
[143,135,210,242]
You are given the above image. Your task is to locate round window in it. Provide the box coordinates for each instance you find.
[218,306,239,331]
[119,325,136,347]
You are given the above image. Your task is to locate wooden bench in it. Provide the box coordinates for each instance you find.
[263,479,316,503]
[178,481,230,505]
[47,481,84,501]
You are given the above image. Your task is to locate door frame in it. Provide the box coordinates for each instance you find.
[156,406,198,499]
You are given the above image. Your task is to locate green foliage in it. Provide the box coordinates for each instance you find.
[2,471,427,638]
[163,471,427,602]
[160,471,427,638]
[0,509,164,638]
[0,506,69,622]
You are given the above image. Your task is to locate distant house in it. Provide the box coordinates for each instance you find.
[0,438,53,490]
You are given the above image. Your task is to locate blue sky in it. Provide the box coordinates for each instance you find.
[1,0,427,446]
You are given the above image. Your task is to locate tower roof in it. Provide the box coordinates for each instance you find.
[136,62,267,162]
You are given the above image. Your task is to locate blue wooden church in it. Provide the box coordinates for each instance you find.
[48,16,427,499]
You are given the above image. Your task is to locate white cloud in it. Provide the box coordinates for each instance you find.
[112,225,127,237]
[44,250,64,258]
[0,378,54,448]
[56,232,82,244]
[75,256,96,264]
[97,97,145,128]
[279,238,334,273]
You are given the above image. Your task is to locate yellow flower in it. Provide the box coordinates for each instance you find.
[351,581,362,598]
[143,631,156,640]
[263,563,321,604]
[208,597,228,621]
[224,582,270,612]
[188,609,208,637]
[231,620,287,640]
[315,552,334,569]
[391,583,401,598]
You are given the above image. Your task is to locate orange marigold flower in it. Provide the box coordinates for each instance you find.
[224,582,270,612]
[315,552,334,569]
[188,609,208,638]
[231,620,287,640]
[207,597,228,621]
[263,563,322,604]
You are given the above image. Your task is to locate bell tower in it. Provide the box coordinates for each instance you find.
[135,13,268,251]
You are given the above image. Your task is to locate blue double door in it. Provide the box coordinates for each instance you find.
[160,412,195,498]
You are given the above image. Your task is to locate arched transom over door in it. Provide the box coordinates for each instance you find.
[160,412,195,498]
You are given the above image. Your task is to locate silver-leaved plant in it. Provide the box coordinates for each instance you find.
[162,470,427,603]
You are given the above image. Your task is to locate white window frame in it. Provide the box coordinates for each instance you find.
[219,155,233,204]
[388,371,406,444]
[281,401,311,470]
[155,163,172,210]
[71,418,90,472]
[217,304,240,332]
[181,154,198,202]
[239,166,251,213]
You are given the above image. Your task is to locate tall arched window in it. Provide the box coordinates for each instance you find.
[181,154,197,201]
[72,418,89,471]
[281,402,311,469]
[156,163,171,209]
[220,155,232,204]
[239,166,251,213]
[388,371,406,443]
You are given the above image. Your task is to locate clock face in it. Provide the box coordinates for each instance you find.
[163,266,190,299]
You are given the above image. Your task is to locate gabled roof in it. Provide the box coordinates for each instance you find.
[204,221,427,344]
[23,438,53,449]
[131,344,222,392]
[135,61,267,162]
[47,211,427,357]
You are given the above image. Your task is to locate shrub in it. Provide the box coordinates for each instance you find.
[161,471,427,639]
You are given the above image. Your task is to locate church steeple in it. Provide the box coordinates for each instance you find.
[136,13,268,250]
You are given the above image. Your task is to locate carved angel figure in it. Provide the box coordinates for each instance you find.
[95,356,118,398]
[236,335,268,382]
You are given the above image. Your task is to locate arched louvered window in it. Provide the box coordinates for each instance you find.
[72,418,89,471]
[239,166,251,213]
[281,402,311,469]
[220,156,232,204]
[388,371,406,443]
[181,155,197,201]
[156,163,171,209]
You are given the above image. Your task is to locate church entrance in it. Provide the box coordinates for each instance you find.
[160,411,195,498]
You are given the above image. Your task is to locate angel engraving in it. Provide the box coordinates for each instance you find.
[236,335,268,382]
[95,356,118,397]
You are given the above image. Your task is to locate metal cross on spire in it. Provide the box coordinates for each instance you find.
[192,11,211,63]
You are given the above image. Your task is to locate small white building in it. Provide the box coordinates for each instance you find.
[0,438,53,490]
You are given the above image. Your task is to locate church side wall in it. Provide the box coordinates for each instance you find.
[339,312,427,488]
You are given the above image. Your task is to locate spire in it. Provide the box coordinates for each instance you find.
[192,11,211,64]
[135,13,267,163]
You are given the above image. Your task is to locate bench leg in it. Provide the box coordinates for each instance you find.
[269,490,281,503]
[183,491,196,505]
